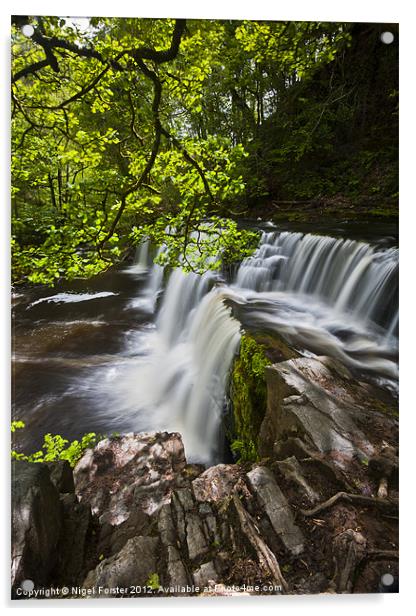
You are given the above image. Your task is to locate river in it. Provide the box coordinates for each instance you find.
[12,220,398,465]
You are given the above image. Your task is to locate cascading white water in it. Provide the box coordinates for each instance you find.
[94,224,398,464]
[126,243,166,313]
[126,239,150,274]
[98,265,241,463]
[232,229,398,384]
[235,231,398,333]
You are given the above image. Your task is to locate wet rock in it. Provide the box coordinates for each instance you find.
[11,461,61,589]
[246,466,304,556]
[260,356,375,463]
[83,536,159,591]
[192,464,242,502]
[252,332,300,363]
[74,432,187,524]
[56,493,92,586]
[46,460,75,493]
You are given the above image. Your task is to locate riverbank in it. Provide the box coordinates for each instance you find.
[228,197,398,226]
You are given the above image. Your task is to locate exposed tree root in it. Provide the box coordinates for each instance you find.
[331,529,367,593]
[300,491,398,517]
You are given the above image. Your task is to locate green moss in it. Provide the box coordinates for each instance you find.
[253,332,299,363]
[230,334,271,462]
[369,397,399,419]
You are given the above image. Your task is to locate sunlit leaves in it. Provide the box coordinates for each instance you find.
[11,17,353,285]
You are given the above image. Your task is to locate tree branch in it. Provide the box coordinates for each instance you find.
[12,19,186,83]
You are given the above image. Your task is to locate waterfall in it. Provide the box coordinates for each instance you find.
[232,229,398,383]
[235,230,398,334]
[101,269,241,464]
[96,225,398,465]
[126,244,166,313]
[127,239,151,274]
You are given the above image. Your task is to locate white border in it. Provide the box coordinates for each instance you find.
[2,1,413,613]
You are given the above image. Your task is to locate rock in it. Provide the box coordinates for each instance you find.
[369,445,398,483]
[158,487,225,585]
[11,461,61,589]
[74,432,187,524]
[246,466,304,556]
[157,504,191,587]
[260,356,376,463]
[192,464,242,502]
[83,536,159,591]
[231,492,289,591]
[193,561,218,587]
[185,513,210,562]
[46,460,75,493]
[252,332,300,363]
[55,493,92,586]
[165,546,190,588]
[98,509,151,558]
[274,456,319,503]
[294,572,328,594]
[158,503,178,548]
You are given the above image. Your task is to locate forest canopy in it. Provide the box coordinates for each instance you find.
[11,17,398,284]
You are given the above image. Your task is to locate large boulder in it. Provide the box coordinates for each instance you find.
[11,461,61,590]
[83,536,159,592]
[259,356,395,465]
[74,432,187,525]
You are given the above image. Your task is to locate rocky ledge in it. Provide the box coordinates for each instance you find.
[11,355,398,598]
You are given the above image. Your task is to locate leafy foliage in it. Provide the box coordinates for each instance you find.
[11,18,397,284]
[146,573,161,590]
[11,421,101,467]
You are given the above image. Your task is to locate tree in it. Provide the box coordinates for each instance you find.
[13,17,382,285]
[12,16,257,283]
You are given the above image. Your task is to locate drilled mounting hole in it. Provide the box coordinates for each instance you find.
[380,31,394,44]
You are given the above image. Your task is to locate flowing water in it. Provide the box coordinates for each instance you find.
[12,221,398,465]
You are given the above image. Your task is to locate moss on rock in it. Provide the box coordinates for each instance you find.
[229,334,271,462]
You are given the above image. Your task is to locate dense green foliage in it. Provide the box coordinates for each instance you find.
[230,334,270,462]
[11,18,397,284]
[11,421,101,467]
